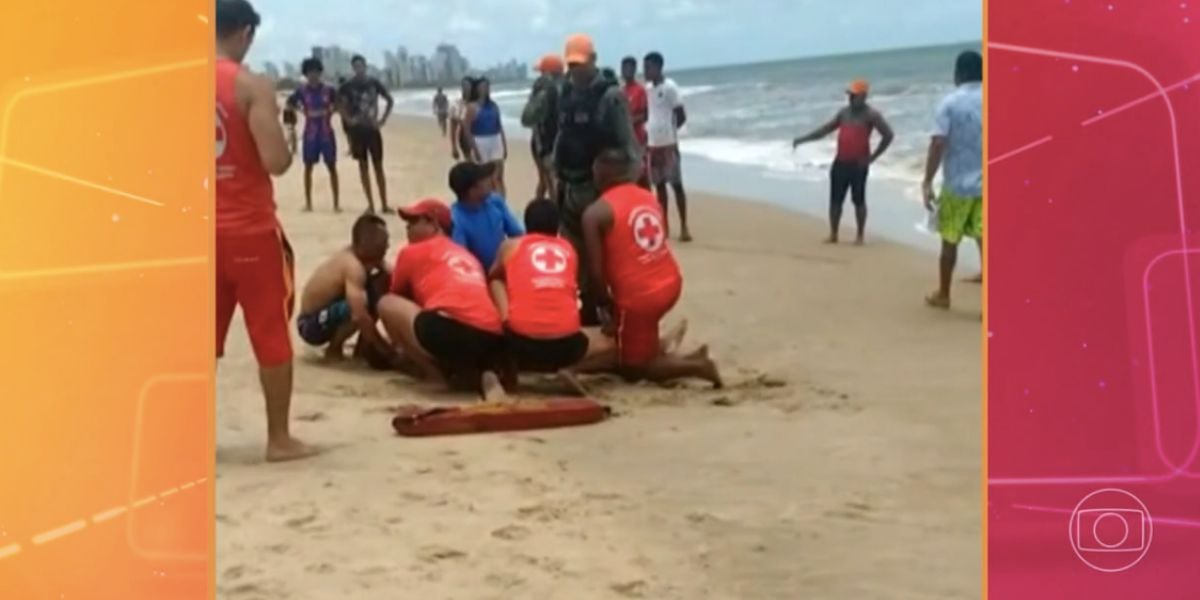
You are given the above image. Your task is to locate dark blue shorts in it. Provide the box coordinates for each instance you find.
[295,270,387,346]
[302,135,336,166]
[296,299,351,346]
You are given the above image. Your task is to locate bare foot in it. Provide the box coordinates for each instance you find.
[823,236,838,245]
[324,344,345,361]
[556,369,590,397]
[680,231,694,243]
[963,273,983,284]
[333,206,343,213]
[663,319,689,355]
[686,344,710,359]
[698,357,724,389]
[265,436,321,463]
[303,206,313,213]
[481,371,509,403]
[925,292,951,310]
[854,236,865,246]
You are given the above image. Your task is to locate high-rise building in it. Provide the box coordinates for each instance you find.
[261,61,281,81]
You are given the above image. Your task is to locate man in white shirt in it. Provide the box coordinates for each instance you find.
[922,50,983,310]
[644,51,692,242]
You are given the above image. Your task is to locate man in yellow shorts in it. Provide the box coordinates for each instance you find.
[922,50,982,309]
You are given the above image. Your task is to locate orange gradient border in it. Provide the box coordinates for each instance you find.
[0,2,213,598]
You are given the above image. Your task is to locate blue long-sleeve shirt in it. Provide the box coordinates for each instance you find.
[450,193,524,269]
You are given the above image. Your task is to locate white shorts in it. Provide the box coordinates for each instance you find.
[474,134,504,163]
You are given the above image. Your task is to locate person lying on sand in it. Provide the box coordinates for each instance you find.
[489,197,691,395]
[377,199,507,400]
[297,213,395,362]
[581,147,722,388]
[488,198,613,390]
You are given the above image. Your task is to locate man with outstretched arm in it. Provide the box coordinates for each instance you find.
[793,80,894,245]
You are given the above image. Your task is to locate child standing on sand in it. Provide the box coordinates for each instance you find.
[448,161,524,270]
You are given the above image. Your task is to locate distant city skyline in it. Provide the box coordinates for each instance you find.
[246,0,981,73]
[263,43,528,88]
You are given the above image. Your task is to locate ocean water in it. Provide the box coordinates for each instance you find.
[390,42,980,258]
[395,42,978,187]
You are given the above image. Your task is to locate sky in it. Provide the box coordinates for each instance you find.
[247,0,981,71]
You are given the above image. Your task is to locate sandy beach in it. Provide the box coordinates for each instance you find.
[215,115,981,599]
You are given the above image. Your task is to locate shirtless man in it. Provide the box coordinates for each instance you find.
[581,147,721,387]
[433,87,450,137]
[793,80,894,245]
[376,199,507,400]
[297,213,394,361]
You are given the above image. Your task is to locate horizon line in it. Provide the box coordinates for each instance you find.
[255,38,982,74]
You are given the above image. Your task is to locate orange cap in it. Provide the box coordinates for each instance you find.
[564,33,595,65]
[847,79,869,95]
[538,53,564,74]
[397,198,452,230]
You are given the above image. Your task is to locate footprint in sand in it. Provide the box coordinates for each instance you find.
[491,524,532,541]
[283,513,325,533]
[418,545,468,562]
[610,580,650,598]
[517,502,572,522]
[304,562,336,575]
[222,564,256,581]
[484,572,527,589]
[824,499,875,521]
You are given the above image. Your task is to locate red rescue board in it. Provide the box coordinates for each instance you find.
[392,398,610,437]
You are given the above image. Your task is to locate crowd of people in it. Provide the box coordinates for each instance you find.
[216,0,982,462]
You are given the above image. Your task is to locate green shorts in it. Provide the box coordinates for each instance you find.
[937,190,982,245]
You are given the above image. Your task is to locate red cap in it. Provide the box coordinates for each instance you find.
[397,198,452,230]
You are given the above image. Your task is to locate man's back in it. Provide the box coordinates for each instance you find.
[505,234,580,337]
[935,83,983,198]
[451,194,524,270]
[601,183,681,304]
[216,57,276,235]
[391,235,502,333]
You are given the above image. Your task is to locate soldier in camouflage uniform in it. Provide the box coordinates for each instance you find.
[522,34,638,326]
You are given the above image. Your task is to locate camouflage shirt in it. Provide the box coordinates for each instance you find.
[523,72,638,179]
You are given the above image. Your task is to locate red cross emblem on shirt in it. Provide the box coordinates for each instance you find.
[632,210,664,252]
[446,254,479,279]
[530,243,568,274]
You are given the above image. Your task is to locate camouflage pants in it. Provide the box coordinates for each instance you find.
[557,178,602,326]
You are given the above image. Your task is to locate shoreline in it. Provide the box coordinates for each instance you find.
[391,110,979,268]
[217,115,981,599]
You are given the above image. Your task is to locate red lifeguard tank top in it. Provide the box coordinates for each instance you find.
[215,57,277,235]
[504,234,580,338]
[600,183,682,307]
[835,120,872,162]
